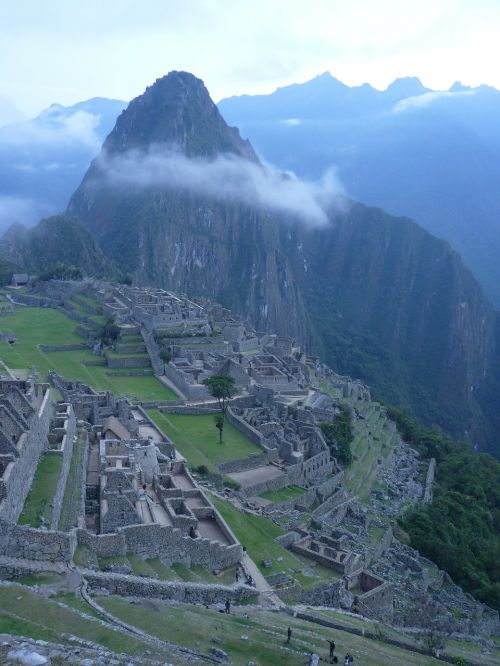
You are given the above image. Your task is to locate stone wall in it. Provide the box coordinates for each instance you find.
[9,293,59,308]
[115,343,147,354]
[217,452,277,474]
[346,571,394,621]
[423,458,436,504]
[312,488,347,518]
[49,405,77,530]
[242,470,290,496]
[75,324,92,338]
[77,522,242,570]
[164,363,209,401]
[39,344,86,352]
[58,306,99,331]
[0,389,53,523]
[264,486,316,513]
[315,472,345,501]
[106,369,154,377]
[84,570,257,604]
[78,431,90,529]
[286,448,333,487]
[107,356,151,369]
[226,407,265,447]
[279,578,350,607]
[370,526,393,563]
[0,518,75,562]
[159,405,219,415]
[233,336,260,352]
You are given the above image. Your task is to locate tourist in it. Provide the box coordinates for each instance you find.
[224,599,231,614]
[286,626,292,644]
[327,639,336,658]
[235,567,240,582]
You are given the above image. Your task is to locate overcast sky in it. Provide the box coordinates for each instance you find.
[2,0,500,121]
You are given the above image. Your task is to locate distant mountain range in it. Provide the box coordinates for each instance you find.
[2,71,500,458]
[219,73,500,307]
[3,73,500,310]
[0,97,126,232]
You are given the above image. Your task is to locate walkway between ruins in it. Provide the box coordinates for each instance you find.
[241,553,282,608]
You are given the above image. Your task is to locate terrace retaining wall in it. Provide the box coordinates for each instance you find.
[0,389,53,523]
[49,405,77,530]
[0,519,75,562]
[39,344,86,352]
[84,570,256,604]
[226,407,265,447]
[76,522,242,570]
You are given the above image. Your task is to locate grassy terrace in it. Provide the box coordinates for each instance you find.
[0,307,176,401]
[211,495,335,588]
[58,430,87,531]
[347,402,397,498]
[147,410,261,470]
[18,454,62,527]
[67,298,107,326]
[97,596,440,666]
[313,607,500,666]
[0,584,169,661]
[73,546,236,584]
[259,485,306,503]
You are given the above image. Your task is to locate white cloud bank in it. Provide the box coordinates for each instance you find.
[393,89,476,113]
[97,146,345,227]
[0,109,101,151]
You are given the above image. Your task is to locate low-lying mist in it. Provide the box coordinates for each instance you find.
[97,145,346,226]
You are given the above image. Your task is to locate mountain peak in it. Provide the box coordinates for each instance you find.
[103,70,258,161]
[386,76,428,98]
[449,81,471,92]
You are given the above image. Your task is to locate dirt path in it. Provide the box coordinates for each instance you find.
[240,553,283,608]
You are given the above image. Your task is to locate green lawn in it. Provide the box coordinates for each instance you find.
[259,485,306,503]
[0,307,176,401]
[58,431,87,531]
[98,596,439,666]
[211,495,335,587]
[146,410,261,470]
[18,454,63,527]
[0,585,168,660]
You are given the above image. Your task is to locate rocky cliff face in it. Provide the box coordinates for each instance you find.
[67,71,500,455]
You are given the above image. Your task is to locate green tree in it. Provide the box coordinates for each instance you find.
[320,404,353,466]
[202,374,236,443]
[214,414,225,444]
[98,319,121,345]
[159,347,171,363]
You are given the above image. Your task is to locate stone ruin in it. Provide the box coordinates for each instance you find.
[0,279,497,637]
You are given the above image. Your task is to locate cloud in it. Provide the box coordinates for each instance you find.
[0,109,101,151]
[281,118,302,126]
[392,89,476,113]
[0,195,55,232]
[0,95,25,128]
[97,146,345,226]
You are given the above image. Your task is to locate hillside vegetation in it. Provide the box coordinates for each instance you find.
[390,408,500,610]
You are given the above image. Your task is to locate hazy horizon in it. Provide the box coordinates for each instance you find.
[2,0,500,122]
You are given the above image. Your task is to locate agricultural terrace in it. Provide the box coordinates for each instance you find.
[0,584,170,662]
[18,454,62,527]
[97,596,441,666]
[211,495,336,588]
[0,307,176,401]
[147,410,261,470]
